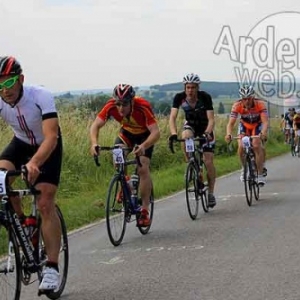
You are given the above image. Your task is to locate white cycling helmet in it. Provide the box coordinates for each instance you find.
[183,73,201,85]
[239,84,255,98]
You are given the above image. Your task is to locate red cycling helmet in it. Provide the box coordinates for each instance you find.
[113,84,135,103]
[0,56,22,77]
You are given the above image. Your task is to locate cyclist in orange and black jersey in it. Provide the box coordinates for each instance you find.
[225,85,268,186]
[90,84,160,227]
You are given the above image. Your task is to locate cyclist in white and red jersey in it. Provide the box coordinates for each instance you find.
[0,56,62,291]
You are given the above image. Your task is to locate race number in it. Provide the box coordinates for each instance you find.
[185,138,195,153]
[0,170,7,195]
[112,148,124,164]
[242,136,251,148]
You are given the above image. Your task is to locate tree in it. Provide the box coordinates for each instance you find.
[218,102,225,114]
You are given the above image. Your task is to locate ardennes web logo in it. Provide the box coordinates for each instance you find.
[213,11,300,107]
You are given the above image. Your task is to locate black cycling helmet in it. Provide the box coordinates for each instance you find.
[239,84,255,98]
[0,56,22,77]
[113,84,135,103]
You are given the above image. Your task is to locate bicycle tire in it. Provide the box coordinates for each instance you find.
[36,205,69,300]
[244,157,253,206]
[106,175,127,246]
[0,226,21,300]
[185,162,199,220]
[138,186,154,235]
[199,162,209,213]
[291,135,296,156]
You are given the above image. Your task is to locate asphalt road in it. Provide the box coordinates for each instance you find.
[21,152,300,300]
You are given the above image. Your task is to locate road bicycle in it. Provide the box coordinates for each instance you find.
[232,136,261,206]
[0,168,69,300]
[290,129,300,157]
[94,145,154,246]
[169,136,209,220]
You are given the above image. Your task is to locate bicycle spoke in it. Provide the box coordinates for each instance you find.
[185,163,199,220]
[0,226,21,300]
[106,176,127,246]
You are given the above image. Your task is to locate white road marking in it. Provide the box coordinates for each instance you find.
[98,256,124,265]
[217,192,279,201]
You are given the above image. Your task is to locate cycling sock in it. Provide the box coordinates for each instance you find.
[46,261,59,272]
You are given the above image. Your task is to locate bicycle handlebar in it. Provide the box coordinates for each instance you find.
[93,145,142,167]
[3,166,41,195]
[169,136,209,154]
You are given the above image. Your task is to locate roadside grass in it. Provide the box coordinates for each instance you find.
[0,112,289,233]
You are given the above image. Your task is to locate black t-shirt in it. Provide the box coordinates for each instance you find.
[172,90,213,132]
[284,112,294,127]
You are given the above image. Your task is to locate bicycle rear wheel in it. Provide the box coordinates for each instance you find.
[291,135,296,156]
[0,225,21,300]
[199,163,209,213]
[185,162,199,220]
[36,205,69,300]
[106,175,127,246]
[244,157,253,206]
[138,187,154,235]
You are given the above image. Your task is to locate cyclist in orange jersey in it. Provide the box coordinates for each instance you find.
[225,85,268,186]
[90,84,160,227]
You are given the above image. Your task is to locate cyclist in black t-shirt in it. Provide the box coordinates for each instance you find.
[168,73,216,208]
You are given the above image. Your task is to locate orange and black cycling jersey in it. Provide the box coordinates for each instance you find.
[97,97,157,135]
[230,98,268,129]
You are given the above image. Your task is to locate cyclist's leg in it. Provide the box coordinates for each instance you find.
[0,137,30,218]
[202,133,216,195]
[252,125,264,175]
[36,137,62,290]
[182,122,195,162]
[237,123,247,175]
[202,133,216,208]
[138,155,152,211]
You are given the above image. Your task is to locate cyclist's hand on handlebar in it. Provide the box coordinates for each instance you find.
[168,134,177,153]
[91,144,100,156]
[259,132,267,142]
[168,134,178,143]
[133,144,145,156]
[25,161,40,185]
[203,132,212,141]
[225,134,232,143]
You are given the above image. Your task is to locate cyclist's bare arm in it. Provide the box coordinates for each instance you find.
[30,118,59,167]
[260,114,268,136]
[134,123,160,156]
[226,117,237,137]
[169,107,179,135]
[205,110,215,133]
[90,116,106,155]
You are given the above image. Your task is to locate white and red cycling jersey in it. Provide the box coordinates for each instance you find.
[0,85,58,146]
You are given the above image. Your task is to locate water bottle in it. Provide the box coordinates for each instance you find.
[24,215,38,248]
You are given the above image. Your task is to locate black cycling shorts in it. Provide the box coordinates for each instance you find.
[0,136,63,186]
[115,128,154,159]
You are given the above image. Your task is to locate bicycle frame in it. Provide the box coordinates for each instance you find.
[0,170,42,273]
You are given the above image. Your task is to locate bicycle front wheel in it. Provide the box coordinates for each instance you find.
[138,187,154,235]
[244,158,253,206]
[185,162,199,220]
[36,205,69,300]
[106,175,127,246]
[0,225,21,300]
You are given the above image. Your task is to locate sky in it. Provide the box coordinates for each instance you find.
[1,0,300,93]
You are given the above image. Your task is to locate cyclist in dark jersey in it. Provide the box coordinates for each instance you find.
[168,73,216,208]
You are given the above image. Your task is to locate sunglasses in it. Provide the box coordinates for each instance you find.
[115,101,131,107]
[0,75,19,91]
